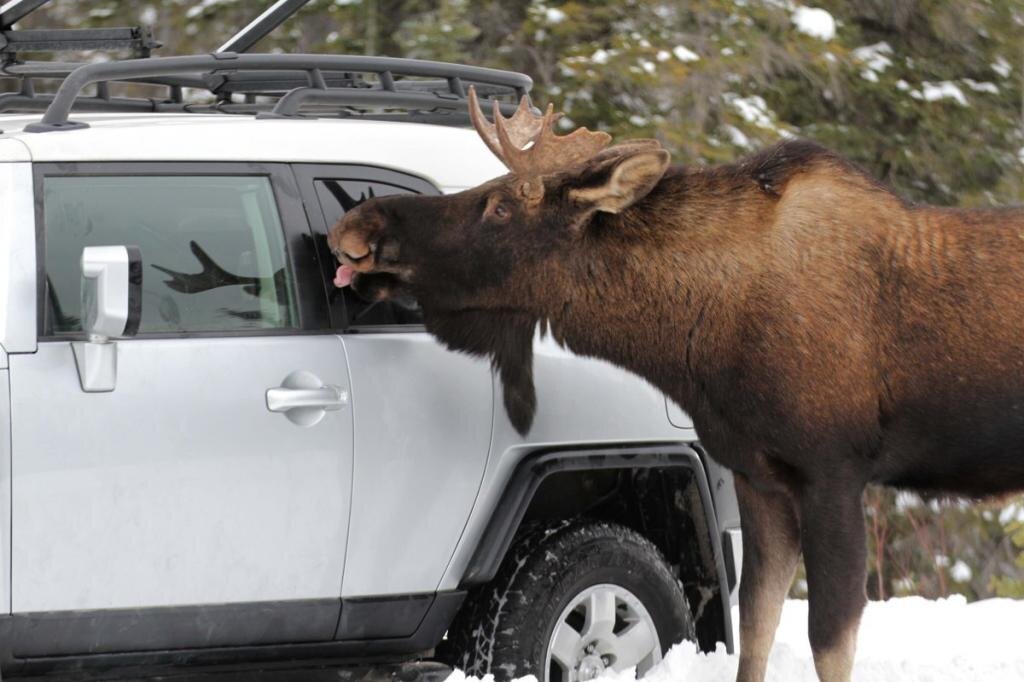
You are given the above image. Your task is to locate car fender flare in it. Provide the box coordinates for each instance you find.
[458,441,735,652]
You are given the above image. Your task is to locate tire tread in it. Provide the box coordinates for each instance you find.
[442,519,695,681]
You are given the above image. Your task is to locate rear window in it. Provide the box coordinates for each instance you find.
[314,178,424,326]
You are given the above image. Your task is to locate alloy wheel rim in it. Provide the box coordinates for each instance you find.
[545,583,663,682]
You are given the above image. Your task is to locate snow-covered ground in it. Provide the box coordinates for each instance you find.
[447,596,1024,682]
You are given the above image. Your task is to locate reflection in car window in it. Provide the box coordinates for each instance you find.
[44,175,298,334]
[315,179,424,326]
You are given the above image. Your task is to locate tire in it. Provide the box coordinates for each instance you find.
[442,520,696,682]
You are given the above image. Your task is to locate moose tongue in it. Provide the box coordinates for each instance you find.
[334,265,355,288]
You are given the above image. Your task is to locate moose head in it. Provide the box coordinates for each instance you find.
[328,88,672,434]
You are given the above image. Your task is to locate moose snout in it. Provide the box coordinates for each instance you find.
[328,205,383,272]
[338,232,375,266]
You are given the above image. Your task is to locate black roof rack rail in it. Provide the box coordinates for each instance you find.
[0,27,159,58]
[0,90,166,114]
[17,52,533,133]
[1,0,159,60]
[1,60,207,89]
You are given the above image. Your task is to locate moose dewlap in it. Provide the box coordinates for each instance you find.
[328,87,1024,682]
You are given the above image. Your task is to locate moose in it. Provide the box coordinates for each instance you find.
[328,87,1024,682]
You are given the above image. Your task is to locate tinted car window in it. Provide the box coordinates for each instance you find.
[315,179,424,326]
[43,175,297,334]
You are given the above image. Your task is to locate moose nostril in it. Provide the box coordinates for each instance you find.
[338,232,375,264]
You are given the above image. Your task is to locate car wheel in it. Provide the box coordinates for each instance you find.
[442,520,696,682]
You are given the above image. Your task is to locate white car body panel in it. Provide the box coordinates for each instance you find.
[0,138,31,162]
[9,337,353,612]
[0,370,10,613]
[0,163,38,354]
[0,114,507,191]
[340,333,492,597]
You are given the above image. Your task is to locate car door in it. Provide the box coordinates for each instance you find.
[295,164,492,608]
[8,163,352,656]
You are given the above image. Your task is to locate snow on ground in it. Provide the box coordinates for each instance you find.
[447,596,1024,682]
[851,42,892,83]
[672,45,701,63]
[916,81,969,106]
[722,94,775,128]
[791,6,836,41]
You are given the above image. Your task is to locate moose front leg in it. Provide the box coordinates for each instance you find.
[735,473,801,682]
[800,480,868,682]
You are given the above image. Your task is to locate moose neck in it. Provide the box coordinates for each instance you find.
[543,166,771,412]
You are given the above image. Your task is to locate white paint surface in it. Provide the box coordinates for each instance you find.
[0,114,507,190]
[10,337,354,611]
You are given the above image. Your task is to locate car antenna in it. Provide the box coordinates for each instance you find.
[217,0,313,54]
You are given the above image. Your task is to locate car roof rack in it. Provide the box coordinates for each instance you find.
[1,0,160,58]
[0,0,533,132]
[8,53,532,132]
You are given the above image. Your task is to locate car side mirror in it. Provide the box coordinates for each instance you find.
[71,245,142,392]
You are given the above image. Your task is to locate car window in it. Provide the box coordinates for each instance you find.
[314,179,424,326]
[43,175,298,335]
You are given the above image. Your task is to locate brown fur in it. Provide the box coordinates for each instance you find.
[329,139,1024,682]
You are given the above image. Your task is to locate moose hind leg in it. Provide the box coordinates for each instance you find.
[734,474,801,682]
[800,480,868,682]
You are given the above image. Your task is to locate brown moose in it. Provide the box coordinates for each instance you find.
[328,88,1024,682]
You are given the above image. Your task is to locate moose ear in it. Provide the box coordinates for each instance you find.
[569,145,671,215]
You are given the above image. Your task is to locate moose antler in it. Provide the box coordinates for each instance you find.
[468,86,612,177]
[153,240,290,307]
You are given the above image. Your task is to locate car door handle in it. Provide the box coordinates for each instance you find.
[266,385,348,412]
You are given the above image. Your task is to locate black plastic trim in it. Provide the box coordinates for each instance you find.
[335,594,434,640]
[122,244,142,338]
[259,88,481,119]
[341,324,427,334]
[0,27,158,57]
[33,161,331,341]
[9,599,340,658]
[722,530,738,593]
[459,442,735,652]
[0,91,154,113]
[0,592,466,677]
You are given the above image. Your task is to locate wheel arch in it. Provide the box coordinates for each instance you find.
[458,442,735,653]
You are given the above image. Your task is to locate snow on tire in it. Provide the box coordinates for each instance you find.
[442,520,696,682]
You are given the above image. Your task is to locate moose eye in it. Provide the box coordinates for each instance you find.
[484,194,513,224]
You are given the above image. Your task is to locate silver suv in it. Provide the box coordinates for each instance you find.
[0,20,739,682]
